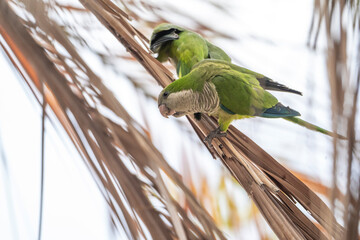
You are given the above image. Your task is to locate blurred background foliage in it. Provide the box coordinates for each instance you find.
[0,0,359,239]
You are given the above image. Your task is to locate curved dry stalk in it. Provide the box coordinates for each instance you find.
[0,0,226,239]
[77,0,345,239]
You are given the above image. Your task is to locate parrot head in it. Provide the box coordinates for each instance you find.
[158,87,198,118]
[157,60,226,119]
[150,23,185,60]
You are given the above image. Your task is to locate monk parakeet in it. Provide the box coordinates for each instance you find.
[157,60,343,146]
[150,23,230,77]
[149,23,301,96]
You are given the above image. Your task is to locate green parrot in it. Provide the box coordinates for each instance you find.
[150,23,230,77]
[150,23,302,121]
[157,60,344,146]
[149,23,301,95]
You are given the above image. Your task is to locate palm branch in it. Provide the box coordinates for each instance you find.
[1,0,357,239]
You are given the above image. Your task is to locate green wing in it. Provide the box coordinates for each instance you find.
[211,71,278,116]
[228,63,302,95]
[206,41,231,62]
[203,59,302,95]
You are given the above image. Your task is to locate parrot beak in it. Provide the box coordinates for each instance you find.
[150,30,179,52]
[158,104,176,118]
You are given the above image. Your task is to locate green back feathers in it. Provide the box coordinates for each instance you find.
[202,59,266,83]
[211,71,278,116]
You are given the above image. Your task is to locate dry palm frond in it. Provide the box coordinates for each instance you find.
[0,0,225,239]
[292,170,345,200]
[181,154,342,237]
[78,0,344,239]
[309,1,360,239]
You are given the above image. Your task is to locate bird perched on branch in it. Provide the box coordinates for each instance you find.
[150,23,301,95]
[157,60,344,146]
[150,23,302,121]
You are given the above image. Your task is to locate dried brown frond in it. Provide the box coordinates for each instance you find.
[309,1,360,239]
[291,170,341,198]
[0,0,226,239]
[77,0,344,239]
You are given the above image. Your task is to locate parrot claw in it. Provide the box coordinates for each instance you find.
[204,127,227,148]
[194,112,202,121]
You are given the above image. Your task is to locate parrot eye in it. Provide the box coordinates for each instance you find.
[163,91,169,98]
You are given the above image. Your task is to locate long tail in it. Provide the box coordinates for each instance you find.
[258,77,303,96]
[284,117,347,139]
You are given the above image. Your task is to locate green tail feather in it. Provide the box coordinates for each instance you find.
[284,117,347,139]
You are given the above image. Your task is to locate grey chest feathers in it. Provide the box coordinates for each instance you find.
[169,82,220,116]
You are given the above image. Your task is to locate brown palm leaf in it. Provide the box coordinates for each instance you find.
[0,0,347,239]
[78,0,344,239]
[309,1,360,239]
[0,0,225,239]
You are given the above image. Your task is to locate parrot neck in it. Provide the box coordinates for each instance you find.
[190,82,220,114]
[166,82,219,117]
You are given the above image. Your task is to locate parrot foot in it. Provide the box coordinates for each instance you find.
[204,127,227,147]
[194,112,202,121]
